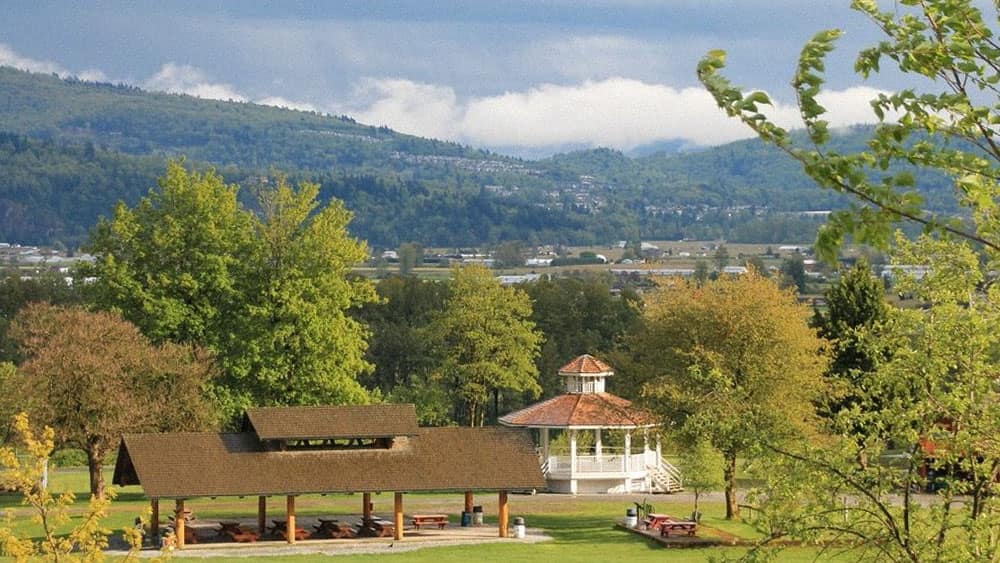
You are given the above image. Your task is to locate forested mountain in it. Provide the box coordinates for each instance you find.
[0,67,957,248]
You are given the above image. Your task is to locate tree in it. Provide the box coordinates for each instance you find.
[0,413,142,561]
[493,241,525,269]
[218,177,375,415]
[7,303,215,496]
[397,242,423,276]
[433,265,542,426]
[713,244,731,272]
[779,254,808,293]
[813,258,889,432]
[698,1,1000,263]
[693,260,710,285]
[678,440,725,522]
[82,160,252,346]
[624,272,826,519]
[82,163,376,423]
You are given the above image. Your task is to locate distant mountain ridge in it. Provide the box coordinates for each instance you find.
[0,67,956,248]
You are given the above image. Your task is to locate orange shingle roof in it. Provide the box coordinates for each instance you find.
[499,393,657,428]
[558,354,613,376]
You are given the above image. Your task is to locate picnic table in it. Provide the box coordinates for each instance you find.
[357,517,395,538]
[659,520,698,537]
[216,522,242,537]
[411,514,448,529]
[313,518,356,539]
[269,520,310,541]
[642,513,673,531]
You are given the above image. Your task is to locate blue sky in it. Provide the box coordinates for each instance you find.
[1,1,924,156]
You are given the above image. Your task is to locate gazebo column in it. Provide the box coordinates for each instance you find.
[540,428,549,462]
[394,492,404,540]
[624,430,632,493]
[569,429,578,494]
[595,428,602,459]
[656,434,662,466]
[498,490,509,537]
[175,499,186,549]
[286,496,296,544]
[363,492,372,521]
[150,499,159,542]
[258,496,267,534]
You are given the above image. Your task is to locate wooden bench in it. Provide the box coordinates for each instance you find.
[411,514,448,529]
[313,520,357,539]
[357,518,394,538]
[227,529,260,543]
[659,520,698,537]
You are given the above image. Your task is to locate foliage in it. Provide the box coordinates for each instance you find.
[0,412,141,562]
[779,255,808,293]
[0,271,82,363]
[678,441,725,519]
[746,237,1000,562]
[218,176,375,414]
[622,272,826,519]
[397,242,423,276]
[433,265,542,426]
[82,163,375,423]
[698,0,1000,263]
[7,303,215,496]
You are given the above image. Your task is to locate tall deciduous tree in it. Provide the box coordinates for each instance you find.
[220,178,374,412]
[82,163,376,422]
[7,303,214,497]
[434,265,542,426]
[626,272,826,519]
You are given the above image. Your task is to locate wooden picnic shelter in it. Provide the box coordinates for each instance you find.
[112,404,544,549]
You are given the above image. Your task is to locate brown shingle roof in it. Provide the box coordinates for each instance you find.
[113,426,544,499]
[558,354,613,376]
[498,393,657,428]
[243,404,420,440]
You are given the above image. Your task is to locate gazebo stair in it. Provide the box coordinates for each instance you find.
[648,459,684,494]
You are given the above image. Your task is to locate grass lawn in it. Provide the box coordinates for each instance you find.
[0,468,853,562]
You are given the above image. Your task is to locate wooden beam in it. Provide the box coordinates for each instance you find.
[363,492,372,521]
[258,496,266,534]
[394,492,404,541]
[150,499,159,541]
[498,490,509,538]
[464,491,474,513]
[175,499,186,549]
[286,496,296,545]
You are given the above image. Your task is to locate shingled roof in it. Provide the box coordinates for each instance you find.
[243,404,420,440]
[114,425,545,499]
[498,393,657,429]
[558,354,613,376]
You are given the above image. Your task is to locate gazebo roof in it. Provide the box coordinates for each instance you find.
[498,392,657,429]
[558,354,613,376]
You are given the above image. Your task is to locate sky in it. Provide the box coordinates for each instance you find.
[0,1,925,157]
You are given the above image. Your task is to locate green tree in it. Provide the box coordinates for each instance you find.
[219,178,375,414]
[678,440,725,522]
[82,160,252,346]
[779,254,808,293]
[7,303,215,497]
[713,244,731,272]
[493,241,525,269]
[693,260,710,285]
[624,272,826,519]
[397,242,423,276]
[434,265,542,426]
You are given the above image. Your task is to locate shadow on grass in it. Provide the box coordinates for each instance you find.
[523,513,661,550]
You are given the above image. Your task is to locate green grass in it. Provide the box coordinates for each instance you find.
[0,468,854,561]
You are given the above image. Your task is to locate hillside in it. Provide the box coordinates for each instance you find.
[0,67,958,248]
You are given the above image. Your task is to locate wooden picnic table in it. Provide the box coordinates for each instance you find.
[411,514,448,529]
[659,520,698,537]
[642,513,673,531]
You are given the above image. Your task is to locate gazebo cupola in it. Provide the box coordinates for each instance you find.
[561,354,611,394]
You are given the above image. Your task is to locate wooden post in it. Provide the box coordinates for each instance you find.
[286,496,296,544]
[258,496,267,534]
[150,499,159,541]
[498,490,509,538]
[363,492,372,520]
[175,499,186,549]
[464,491,474,513]
[393,492,404,541]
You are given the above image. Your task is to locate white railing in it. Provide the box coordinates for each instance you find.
[545,452,648,475]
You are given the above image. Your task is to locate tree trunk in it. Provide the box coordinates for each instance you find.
[86,446,105,498]
[723,451,739,520]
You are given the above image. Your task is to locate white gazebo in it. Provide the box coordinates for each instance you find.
[499,354,683,494]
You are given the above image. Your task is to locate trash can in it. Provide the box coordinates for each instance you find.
[461,511,472,527]
[472,505,484,526]
[513,517,526,539]
[625,508,638,528]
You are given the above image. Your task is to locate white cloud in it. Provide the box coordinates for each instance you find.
[0,43,107,82]
[342,77,889,151]
[143,63,247,101]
